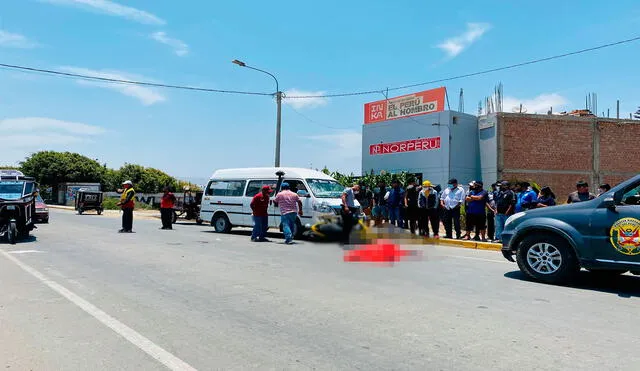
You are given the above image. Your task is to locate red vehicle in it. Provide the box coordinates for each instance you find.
[34,195,49,224]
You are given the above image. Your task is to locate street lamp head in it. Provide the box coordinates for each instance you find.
[232,59,246,67]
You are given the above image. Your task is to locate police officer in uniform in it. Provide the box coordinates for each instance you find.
[117,180,136,233]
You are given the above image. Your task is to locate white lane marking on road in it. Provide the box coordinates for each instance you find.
[8,250,45,254]
[448,255,512,264]
[0,249,197,371]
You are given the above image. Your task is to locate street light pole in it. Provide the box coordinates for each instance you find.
[232,59,282,167]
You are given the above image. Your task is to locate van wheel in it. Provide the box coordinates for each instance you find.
[212,214,232,233]
[516,233,580,285]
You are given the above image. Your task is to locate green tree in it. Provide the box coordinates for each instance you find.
[115,164,182,193]
[20,151,105,191]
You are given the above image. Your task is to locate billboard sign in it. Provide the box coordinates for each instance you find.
[369,136,441,156]
[364,87,446,124]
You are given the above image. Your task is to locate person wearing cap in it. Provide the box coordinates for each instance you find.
[116,180,136,233]
[493,181,516,243]
[250,185,272,242]
[274,182,303,244]
[567,180,596,204]
[440,178,465,239]
[160,186,177,230]
[418,180,440,238]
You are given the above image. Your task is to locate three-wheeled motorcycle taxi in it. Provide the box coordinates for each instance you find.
[75,189,104,215]
[0,169,38,244]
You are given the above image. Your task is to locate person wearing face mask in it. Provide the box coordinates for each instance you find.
[440,178,465,239]
[340,183,360,244]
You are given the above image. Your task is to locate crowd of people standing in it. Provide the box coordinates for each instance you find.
[353,178,611,243]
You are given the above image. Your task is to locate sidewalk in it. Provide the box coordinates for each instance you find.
[365,223,502,252]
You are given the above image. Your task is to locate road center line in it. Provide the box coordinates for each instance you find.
[0,249,197,371]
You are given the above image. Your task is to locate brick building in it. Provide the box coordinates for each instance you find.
[479,112,640,200]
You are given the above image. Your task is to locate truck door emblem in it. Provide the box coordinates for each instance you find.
[610,217,640,256]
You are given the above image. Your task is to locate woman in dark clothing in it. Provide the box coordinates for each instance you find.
[536,186,557,208]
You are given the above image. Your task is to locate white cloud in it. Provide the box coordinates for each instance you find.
[284,89,329,109]
[59,66,166,106]
[0,30,38,48]
[151,31,189,57]
[437,23,491,58]
[502,93,569,114]
[40,0,165,25]
[0,117,105,149]
[0,117,106,135]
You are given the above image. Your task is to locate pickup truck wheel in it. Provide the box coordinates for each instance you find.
[516,233,579,285]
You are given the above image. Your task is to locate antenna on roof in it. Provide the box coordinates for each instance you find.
[458,88,464,112]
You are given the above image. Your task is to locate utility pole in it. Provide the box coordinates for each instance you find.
[275,91,283,167]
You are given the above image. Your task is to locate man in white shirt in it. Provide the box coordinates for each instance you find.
[440,178,466,239]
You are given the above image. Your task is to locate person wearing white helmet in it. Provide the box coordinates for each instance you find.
[116,180,136,233]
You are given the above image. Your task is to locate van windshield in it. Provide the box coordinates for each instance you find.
[306,179,345,198]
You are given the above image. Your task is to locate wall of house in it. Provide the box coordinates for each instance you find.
[495,113,640,200]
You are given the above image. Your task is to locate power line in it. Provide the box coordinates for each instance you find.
[0,63,273,96]
[2,35,639,100]
[285,35,640,99]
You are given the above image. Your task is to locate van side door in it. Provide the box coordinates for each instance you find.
[244,180,277,227]
[207,179,246,227]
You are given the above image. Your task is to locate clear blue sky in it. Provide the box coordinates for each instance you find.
[1,0,639,182]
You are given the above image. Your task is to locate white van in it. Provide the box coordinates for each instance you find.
[199,167,358,238]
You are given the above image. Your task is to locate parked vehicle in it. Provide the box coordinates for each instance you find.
[199,167,359,238]
[34,194,49,223]
[501,174,640,285]
[75,189,104,215]
[172,189,203,224]
[0,169,38,244]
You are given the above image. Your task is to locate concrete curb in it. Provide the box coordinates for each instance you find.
[423,237,502,251]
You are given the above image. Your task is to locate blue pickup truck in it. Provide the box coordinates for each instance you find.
[501,174,640,284]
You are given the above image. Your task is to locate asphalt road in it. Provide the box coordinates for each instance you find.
[1,210,639,370]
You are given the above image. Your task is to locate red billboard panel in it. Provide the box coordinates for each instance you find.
[369,137,441,156]
[364,87,446,124]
